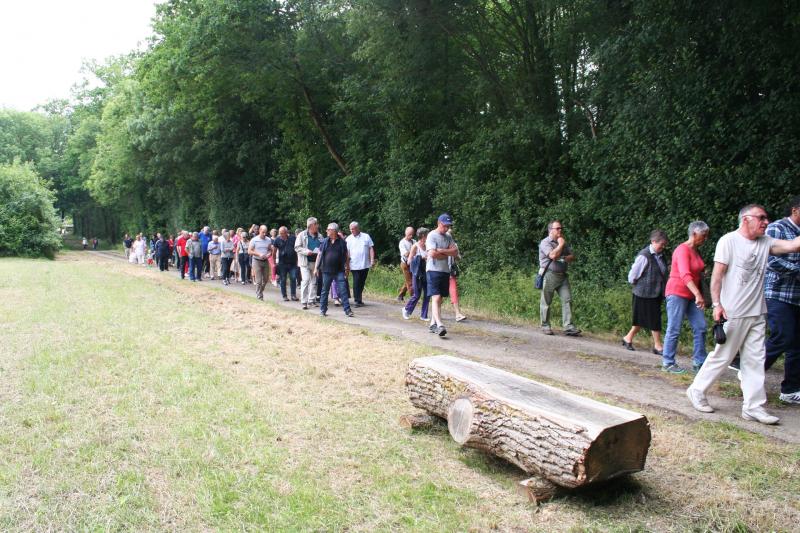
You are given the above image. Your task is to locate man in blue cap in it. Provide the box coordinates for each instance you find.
[426,213,459,336]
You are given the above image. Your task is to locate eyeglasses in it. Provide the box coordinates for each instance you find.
[744,214,769,222]
[551,227,563,231]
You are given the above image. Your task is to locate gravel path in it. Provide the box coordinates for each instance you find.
[93,250,800,443]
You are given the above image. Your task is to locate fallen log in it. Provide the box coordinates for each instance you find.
[405,355,651,488]
[399,413,443,430]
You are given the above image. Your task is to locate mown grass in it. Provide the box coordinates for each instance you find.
[1,254,799,531]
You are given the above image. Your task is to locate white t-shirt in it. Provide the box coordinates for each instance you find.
[346,232,374,270]
[714,231,774,318]
[399,238,414,264]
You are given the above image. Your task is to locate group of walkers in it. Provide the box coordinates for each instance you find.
[120,214,465,337]
[115,199,800,425]
[607,199,800,425]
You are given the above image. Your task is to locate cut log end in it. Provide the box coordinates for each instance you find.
[447,397,475,444]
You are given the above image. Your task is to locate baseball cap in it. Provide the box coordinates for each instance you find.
[437,213,454,226]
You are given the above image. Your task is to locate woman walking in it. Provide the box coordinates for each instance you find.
[622,230,668,354]
[237,230,251,285]
[220,230,235,286]
[661,221,710,374]
[447,230,467,322]
[402,227,430,320]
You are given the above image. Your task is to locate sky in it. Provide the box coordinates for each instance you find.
[0,0,160,111]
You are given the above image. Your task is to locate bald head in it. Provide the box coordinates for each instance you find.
[404,226,414,239]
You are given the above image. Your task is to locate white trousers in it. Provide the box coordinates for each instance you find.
[299,265,317,304]
[689,315,767,412]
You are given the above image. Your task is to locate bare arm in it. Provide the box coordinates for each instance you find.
[369,246,376,266]
[769,236,800,256]
[711,261,729,321]
[548,238,566,260]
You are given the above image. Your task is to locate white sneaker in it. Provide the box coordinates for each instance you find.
[686,388,714,413]
[419,316,428,321]
[779,391,800,405]
[741,409,779,425]
[402,309,410,320]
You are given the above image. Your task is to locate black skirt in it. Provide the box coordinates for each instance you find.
[631,294,663,331]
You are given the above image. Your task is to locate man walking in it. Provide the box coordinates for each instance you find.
[295,217,323,310]
[199,226,212,278]
[346,221,375,307]
[764,196,800,404]
[539,221,581,336]
[397,226,415,302]
[176,230,189,279]
[155,233,170,271]
[426,214,459,337]
[314,223,354,318]
[248,225,273,301]
[186,232,203,282]
[273,226,299,301]
[687,204,800,424]
[123,234,133,260]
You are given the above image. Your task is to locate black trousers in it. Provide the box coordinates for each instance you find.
[238,253,250,282]
[221,257,232,281]
[351,268,369,304]
[202,252,210,275]
[178,256,188,278]
[158,255,169,271]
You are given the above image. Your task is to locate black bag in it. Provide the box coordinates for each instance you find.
[713,318,727,345]
[534,259,552,290]
[449,262,460,278]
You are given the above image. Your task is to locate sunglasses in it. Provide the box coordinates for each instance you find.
[744,214,769,222]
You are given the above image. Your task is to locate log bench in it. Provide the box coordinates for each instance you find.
[404,355,651,496]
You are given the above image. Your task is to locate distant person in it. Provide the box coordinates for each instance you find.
[167,234,175,266]
[176,231,189,279]
[403,227,430,321]
[82,237,88,250]
[687,204,800,425]
[92,237,98,250]
[237,230,250,285]
[314,222,354,318]
[661,222,709,374]
[426,214,459,337]
[296,217,323,310]
[208,232,221,280]
[199,226,212,278]
[186,232,203,281]
[273,226,299,301]
[397,226,415,302]
[123,234,133,260]
[133,234,146,265]
[249,225,273,300]
[220,230,235,286]
[447,229,466,322]
[155,233,171,271]
[764,195,800,405]
[346,221,375,307]
[538,220,581,336]
[622,229,668,354]
[269,228,279,286]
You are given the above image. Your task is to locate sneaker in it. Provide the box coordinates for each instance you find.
[686,387,714,413]
[541,326,554,336]
[396,296,404,303]
[455,315,467,322]
[437,325,447,337]
[302,304,308,310]
[402,309,410,320]
[564,327,582,337]
[741,409,779,425]
[429,324,437,334]
[779,391,800,404]
[334,299,341,306]
[346,310,354,317]
[662,363,686,374]
[354,302,365,308]
[320,311,327,317]
[419,316,428,321]
[291,296,299,301]
[282,297,289,301]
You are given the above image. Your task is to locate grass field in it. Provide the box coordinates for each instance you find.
[1,253,798,531]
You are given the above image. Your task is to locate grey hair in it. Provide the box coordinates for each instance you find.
[306,217,318,227]
[687,221,709,238]
[738,203,767,225]
[349,221,359,228]
[416,227,430,239]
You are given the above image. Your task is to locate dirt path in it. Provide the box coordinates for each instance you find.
[92,250,800,443]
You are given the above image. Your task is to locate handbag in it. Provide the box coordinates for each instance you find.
[713,318,727,345]
[534,259,552,290]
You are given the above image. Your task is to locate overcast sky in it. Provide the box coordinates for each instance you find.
[0,1,160,111]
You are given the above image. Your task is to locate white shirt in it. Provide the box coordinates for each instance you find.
[714,231,774,318]
[346,232,374,270]
[399,238,415,264]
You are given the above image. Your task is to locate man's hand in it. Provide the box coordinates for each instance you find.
[557,237,565,246]
[713,304,727,322]
[695,294,706,310]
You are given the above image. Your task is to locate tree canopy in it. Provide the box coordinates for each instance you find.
[2,0,798,279]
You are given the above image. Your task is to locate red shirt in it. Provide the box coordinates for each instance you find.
[665,243,704,299]
[176,236,188,257]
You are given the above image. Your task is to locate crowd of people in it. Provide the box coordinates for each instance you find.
[114,199,800,426]
[119,214,465,337]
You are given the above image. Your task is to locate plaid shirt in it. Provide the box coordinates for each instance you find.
[764,217,800,305]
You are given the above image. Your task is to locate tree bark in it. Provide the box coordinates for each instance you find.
[298,82,349,176]
[405,355,651,488]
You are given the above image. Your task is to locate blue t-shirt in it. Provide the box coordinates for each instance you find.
[199,231,212,253]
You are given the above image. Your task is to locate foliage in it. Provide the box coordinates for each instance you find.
[0,161,62,258]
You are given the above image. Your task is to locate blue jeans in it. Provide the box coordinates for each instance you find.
[278,264,298,298]
[189,256,203,281]
[663,294,707,366]
[405,274,430,319]
[765,299,800,394]
[320,271,351,314]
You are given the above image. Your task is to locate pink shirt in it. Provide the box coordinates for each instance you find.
[665,243,704,299]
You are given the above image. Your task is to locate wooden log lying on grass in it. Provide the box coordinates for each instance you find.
[405,355,651,488]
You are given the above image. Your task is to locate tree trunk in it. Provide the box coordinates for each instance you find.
[405,355,651,488]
